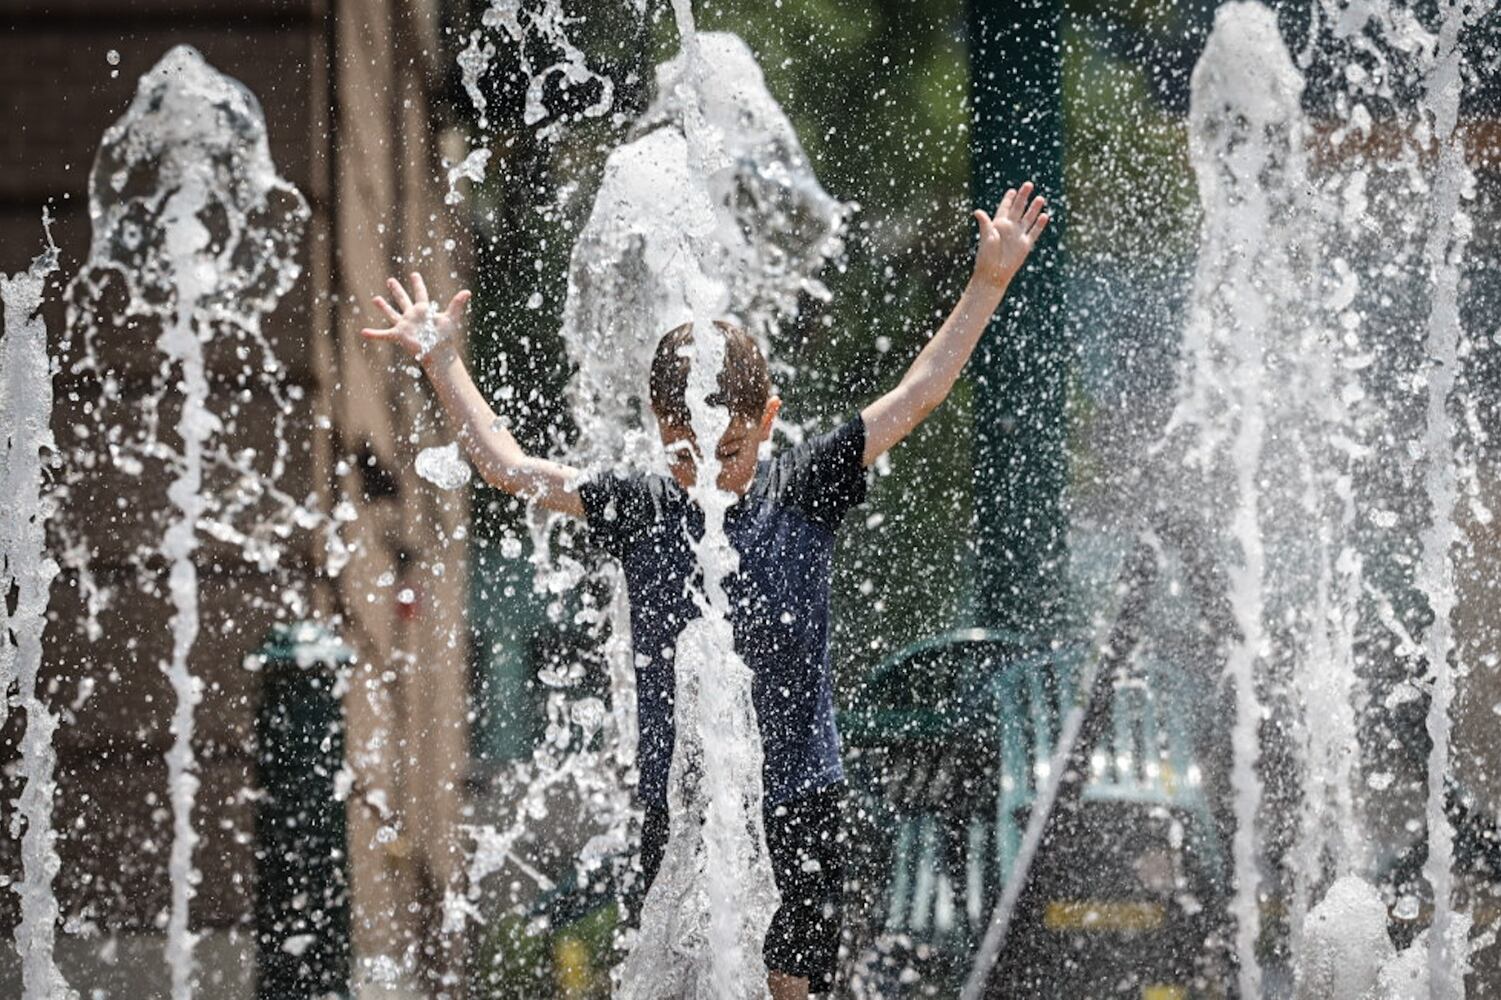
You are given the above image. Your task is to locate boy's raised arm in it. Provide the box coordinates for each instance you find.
[859,182,1049,467]
[359,272,586,519]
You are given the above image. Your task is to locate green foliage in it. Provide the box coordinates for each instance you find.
[472,913,551,999]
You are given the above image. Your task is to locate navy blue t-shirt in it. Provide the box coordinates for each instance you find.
[578,416,868,808]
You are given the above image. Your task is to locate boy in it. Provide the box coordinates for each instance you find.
[360,182,1049,998]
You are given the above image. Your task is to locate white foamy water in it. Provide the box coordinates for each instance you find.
[1,222,71,1000]
[1167,2,1497,994]
[580,16,847,998]
[1297,876,1394,1000]
[1414,0,1493,993]
[1297,873,1479,1000]
[416,441,475,490]
[560,30,848,470]
[619,320,780,998]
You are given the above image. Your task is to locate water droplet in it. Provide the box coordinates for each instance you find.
[415,442,472,490]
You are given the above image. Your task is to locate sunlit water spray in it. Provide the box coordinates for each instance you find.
[59,45,310,997]
[455,2,1499,996]
[18,3,1486,998]
[1171,2,1495,996]
[569,16,850,994]
[1169,7,1317,989]
[447,0,623,204]
[610,6,795,993]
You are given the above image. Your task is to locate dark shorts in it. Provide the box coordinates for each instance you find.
[637,783,846,992]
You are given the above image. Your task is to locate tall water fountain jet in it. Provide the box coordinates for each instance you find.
[447,0,1496,993]
[61,46,309,997]
[1169,6,1318,990]
[600,8,792,993]
[1,223,71,1000]
[576,16,847,996]
[559,34,848,468]
[1414,3,1493,997]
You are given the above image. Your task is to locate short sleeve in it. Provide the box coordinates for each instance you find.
[578,471,660,558]
[774,415,869,531]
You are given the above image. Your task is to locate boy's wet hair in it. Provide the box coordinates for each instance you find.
[649,321,770,428]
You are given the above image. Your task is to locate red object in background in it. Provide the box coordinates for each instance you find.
[395,582,423,621]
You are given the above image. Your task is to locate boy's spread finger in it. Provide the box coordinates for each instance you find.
[410,272,429,304]
[373,295,401,322]
[1012,182,1033,219]
[387,277,413,311]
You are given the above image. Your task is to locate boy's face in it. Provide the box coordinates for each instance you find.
[658,397,781,495]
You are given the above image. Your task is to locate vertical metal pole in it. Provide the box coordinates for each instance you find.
[966,3,1068,993]
[968,0,1068,639]
[255,625,353,999]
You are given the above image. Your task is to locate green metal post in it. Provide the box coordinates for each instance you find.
[253,622,354,999]
[968,0,1068,639]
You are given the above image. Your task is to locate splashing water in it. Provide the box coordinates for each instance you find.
[444,0,848,991]
[416,442,475,491]
[1296,875,1395,1000]
[12,2,1493,996]
[1414,3,1492,996]
[571,17,848,998]
[451,12,846,997]
[469,0,615,131]
[1167,1,1497,994]
[613,7,786,992]
[59,45,310,998]
[448,0,625,203]
[1171,6,1314,989]
[560,29,849,468]
[63,46,333,585]
[1,220,71,1000]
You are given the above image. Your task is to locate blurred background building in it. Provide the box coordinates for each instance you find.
[2,0,471,994]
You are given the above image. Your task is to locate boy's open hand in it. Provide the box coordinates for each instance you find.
[970,181,1049,294]
[360,272,471,361]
